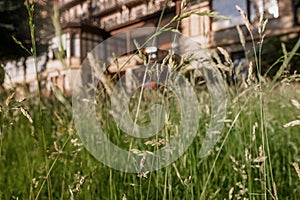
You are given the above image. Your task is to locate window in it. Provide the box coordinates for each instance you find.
[231,51,246,71]
[213,0,248,30]
[212,0,279,30]
[250,0,279,19]
[292,0,300,25]
[71,33,80,57]
[231,51,247,82]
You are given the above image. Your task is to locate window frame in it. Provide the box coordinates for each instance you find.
[211,0,279,31]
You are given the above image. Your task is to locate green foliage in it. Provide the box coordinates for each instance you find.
[261,36,300,77]
[0,1,300,199]
[0,0,53,61]
[0,83,300,199]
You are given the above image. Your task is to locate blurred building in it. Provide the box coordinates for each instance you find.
[4,0,300,93]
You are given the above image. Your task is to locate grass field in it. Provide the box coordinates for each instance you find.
[0,77,300,199]
[1,1,300,199]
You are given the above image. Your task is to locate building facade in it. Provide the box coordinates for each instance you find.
[4,0,300,93]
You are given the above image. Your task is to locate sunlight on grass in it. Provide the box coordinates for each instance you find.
[0,1,300,200]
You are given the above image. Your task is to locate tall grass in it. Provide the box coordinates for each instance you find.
[1,83,300,199]
[0,1,300,200]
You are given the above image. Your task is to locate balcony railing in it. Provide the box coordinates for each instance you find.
[124,0,146,8]
[102,5,164,30]
[59,0,85,12]
[92,0,121,18]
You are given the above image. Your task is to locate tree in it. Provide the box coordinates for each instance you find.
[0,0,53,61]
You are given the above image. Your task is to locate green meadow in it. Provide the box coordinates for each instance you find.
[1,1,300,199]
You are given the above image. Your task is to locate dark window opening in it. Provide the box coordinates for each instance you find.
[71,33,80,57]
[293,0,300,25]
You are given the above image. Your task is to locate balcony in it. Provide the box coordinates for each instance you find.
[59,0,85,12]
[46,57,81,72]
[108,54,143,73]
[92,1,121,18]
[124,0,147,8]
